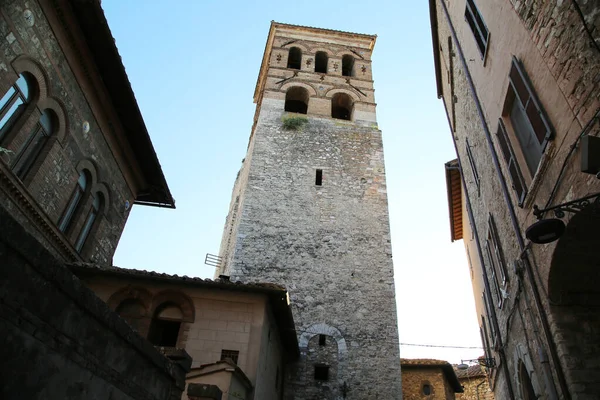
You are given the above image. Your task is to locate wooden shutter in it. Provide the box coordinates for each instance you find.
[497,119,527,206]
[508,57,553,149]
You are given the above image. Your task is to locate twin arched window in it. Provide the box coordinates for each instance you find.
[284,87,354,120]
[0,73,32,140]
[285,87,309,114]
[331,93,353,120]
[12,109,55,180]
[0,72,61,183]
[59,169,104,253]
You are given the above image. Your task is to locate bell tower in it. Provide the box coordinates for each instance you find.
[217,22,402,399]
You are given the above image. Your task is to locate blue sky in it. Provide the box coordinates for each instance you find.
[105,0,482,363]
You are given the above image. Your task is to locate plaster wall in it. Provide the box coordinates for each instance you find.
[434,0,600,398]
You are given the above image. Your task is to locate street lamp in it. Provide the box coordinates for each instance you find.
[525,192,600,244]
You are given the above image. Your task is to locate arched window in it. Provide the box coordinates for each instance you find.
[0,73,33,142]
[315,52,328,73]
[116,299,146,332]
[148,303,183,347]
[59,170,88,232]
[285,87,309,114]
[74,191,103,252]
[331,93,353,120]
[287,47,302,70]
[519,361,537,400]
[342,55,354,77]
[12,109,55,180]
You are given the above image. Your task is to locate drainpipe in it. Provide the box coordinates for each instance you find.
[437,1,571,398]
[475,380,486,400]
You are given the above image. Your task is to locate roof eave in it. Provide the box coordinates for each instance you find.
[69,0,175,207]
[429,0,443,99]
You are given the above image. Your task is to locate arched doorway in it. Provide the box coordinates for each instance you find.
[547,203,600,397]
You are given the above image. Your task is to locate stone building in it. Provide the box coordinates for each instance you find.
[70,264,300,400]
[432,0,600,399]
[215,22,402,399]
[0,0,185,398]
[455,364,494,400]
[401,359,463,399]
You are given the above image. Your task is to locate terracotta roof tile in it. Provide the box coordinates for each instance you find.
[454,364,486,379]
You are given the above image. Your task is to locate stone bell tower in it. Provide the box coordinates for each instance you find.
[217,22,402,399]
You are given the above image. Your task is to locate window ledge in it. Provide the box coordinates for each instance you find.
[522,140,557,210]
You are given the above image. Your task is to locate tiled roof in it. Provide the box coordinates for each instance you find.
[401,358,463,393]
[401,358,452,366]
[69,263,287,293]
[69,263,300,359]
[271,21,376,39]
[454,364,486,379]
[445,159,463,242]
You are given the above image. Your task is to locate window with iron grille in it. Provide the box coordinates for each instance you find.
[221,349,239,364]
[464,0,489,59]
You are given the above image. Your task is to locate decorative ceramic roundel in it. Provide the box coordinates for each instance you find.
[82,121,90,134]
[23,10,35,27]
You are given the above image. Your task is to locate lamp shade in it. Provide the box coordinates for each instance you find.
[526,218,566,244]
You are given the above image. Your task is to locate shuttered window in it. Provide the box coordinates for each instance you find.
[483,290,498,350]
[464,0,490,59]
[508,57,553,174]
[485,214,507,308]
[497,119,527,206]
[466,138,480,195]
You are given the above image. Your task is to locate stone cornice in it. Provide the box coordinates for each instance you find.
[0,161,80,262]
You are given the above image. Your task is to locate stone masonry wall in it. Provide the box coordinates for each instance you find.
[0,0,135,263]
[434,0,600,399]
[223,94,401,399]
[0,205,186,400]
[401,368,453,400]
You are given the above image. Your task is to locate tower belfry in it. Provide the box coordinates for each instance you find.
[217,22,402,399]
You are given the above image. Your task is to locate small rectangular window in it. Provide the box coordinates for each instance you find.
[315,169,323,186]
[220,349,239,364]
[464,0,490,59]
[314,364,329,381]
[319,334,326,346]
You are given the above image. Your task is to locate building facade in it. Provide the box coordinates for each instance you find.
[400,359,463,400]
[455,364,494,400]
[71,264,300,400]
[433,0,600,399]
[0,1,183,398]
[216,22,402,399]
